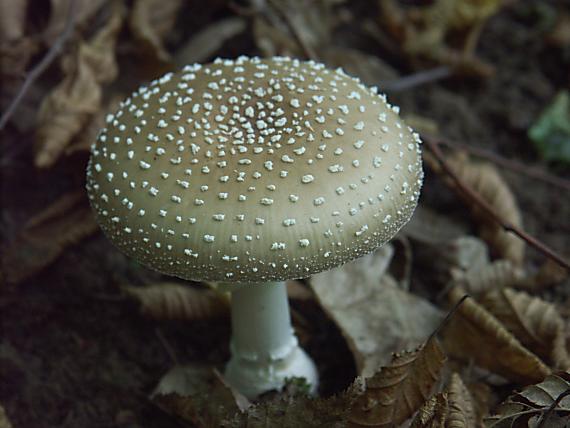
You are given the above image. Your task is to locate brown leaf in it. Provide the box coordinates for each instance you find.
[446,373,477,428]
[441,287,550,384]
[410,393,448,428]
[125,282,229,321]
[310,248,444,377]
[348,336,447,427]
[0,0,27,41]
[129,0,184,62]
[484,372,570,427]
[0,191,98,285]
[450,260,526,296]
[0,403,13,428]
[35,4,123,168]
[446,153,525,265]
[517,258,570,292]
[43,0,107,43]
[479,288,570,370]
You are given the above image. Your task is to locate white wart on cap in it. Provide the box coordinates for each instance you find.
[86,56,423,283]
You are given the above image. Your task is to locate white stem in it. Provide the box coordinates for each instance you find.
[224,281,318,398]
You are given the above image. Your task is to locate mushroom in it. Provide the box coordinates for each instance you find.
[86,56,423,398]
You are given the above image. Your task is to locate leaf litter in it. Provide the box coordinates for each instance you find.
[1,0,569,427]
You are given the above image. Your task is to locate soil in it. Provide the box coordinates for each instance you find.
[1,1,569,427]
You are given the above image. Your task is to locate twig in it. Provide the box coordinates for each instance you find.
[536,389,570,428]
[0,0,78,131]
[433,136,570,193]
[266,0,317,60]
[425,138,570,270]
[382,66,452,93]
[155,328,179,365]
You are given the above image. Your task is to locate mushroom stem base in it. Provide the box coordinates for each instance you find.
[224,281,318,399]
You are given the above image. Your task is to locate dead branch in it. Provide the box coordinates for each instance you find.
[424,138,570,270]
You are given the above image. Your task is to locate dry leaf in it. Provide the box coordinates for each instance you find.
[43,0,107,43]
[484,372,570,427]
[410,393,448,428]
[518,258,570,292]
[129,0,184,61]
[35,3,123,168]
[174,17,247,67]
[442,287,550,384]
[125,282,229,321]
[310,248,444,377]
[348,336,447,427]
[0,0,27,41]
[0,191,98,285]
[401,207,467,246]
[445,153,525,265]
[450,260,526,296]
[0,403,12,428]
[479,288,570,370]
[446,373,477,428]
[156,366,364,427]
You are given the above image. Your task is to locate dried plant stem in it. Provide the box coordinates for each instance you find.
[425,138,570,270]
[267,0,317,60]
[0,0,78,131]
[434,137,570,193]
[383,66,452,93]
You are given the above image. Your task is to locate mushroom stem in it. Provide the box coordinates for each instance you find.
[224,281,318,398]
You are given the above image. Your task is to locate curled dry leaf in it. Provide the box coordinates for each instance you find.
[0,0,27,41]
[479,288,570,370]
[348,335,447,427]
[129,0,184,62]
[0,0,37,79]
[446,373,477,428]
[410,393,448,428]
[518,258,570,292]
[310,248,444,377]
[445,153,525,265]
[43,0,108,43]
[0,191,98,285]
[124,282,229,321]
[35,4,123,168]
[441,287,550,384]
[450,259,526,296]
[484,372,570,427]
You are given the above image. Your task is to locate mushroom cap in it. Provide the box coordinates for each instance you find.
[86,56,423,283]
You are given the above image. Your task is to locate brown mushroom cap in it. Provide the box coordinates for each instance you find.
[86,57,423,283]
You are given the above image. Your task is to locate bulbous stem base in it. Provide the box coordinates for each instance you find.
[224,281,318,399]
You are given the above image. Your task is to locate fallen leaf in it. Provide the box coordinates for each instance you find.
[35,3,124,168]
[484,372,570,427]
[129,0,184,62]
[0,403,13,428]
[442,287,550,385]
[518,258,570,291]
[174,17,247,67]
[310,247,444,377]
[0,0,27,41]
[446,373,477,428]
[479,288,570,370]
[410,393,448,428]
[450,260,526,296]
[401,206,467,246]
[348,335,447,427]
[124,282,229,321]
[446,153,525,265]
[0,191,98,285]
[43,0,107,43]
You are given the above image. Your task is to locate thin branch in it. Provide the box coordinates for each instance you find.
[0,0,78,131]
[424,138,570,270]
[266,0,317,61]
[382,66,452,93]
[433,136,570,193]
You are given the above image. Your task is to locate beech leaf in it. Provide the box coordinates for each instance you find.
[485,372,570,427]
[441,287,550,384]
[446,373,477,428]
[479,288,570,370]
[450,260,526,296]
[445,153,525,265]
[35,3,123,168]
[348,336,447,427]
[1,191,98,285]
[124,282,229,321]
[310,248,444,377]
[410,393,448,428]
